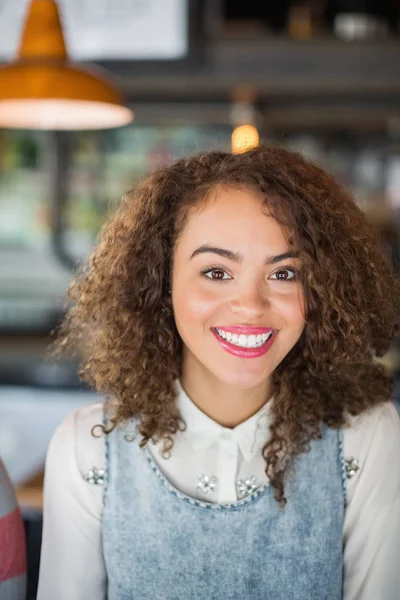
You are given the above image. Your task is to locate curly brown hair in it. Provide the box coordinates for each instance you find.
[50,145,400,506]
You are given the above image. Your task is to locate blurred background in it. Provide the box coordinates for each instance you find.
[0,1,400,597]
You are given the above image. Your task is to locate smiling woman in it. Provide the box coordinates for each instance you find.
[38,146,400,600]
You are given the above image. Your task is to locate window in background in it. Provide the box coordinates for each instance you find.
[0,130,51,249]
[64,124,232,258]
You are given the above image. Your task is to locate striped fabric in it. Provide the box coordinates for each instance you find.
[0,459,26,600]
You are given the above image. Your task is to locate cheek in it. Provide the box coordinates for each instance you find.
[277,290,306,327]
[174,283,223,330]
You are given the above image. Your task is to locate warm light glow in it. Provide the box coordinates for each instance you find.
[231,124,259,154]
[0,99,133,130]
[0,0,133,130]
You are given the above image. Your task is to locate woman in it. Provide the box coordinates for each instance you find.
[38,146,400,599]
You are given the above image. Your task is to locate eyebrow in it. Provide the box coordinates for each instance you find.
[189,245,298,265]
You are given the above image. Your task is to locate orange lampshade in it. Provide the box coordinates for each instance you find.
[0,0,133,130]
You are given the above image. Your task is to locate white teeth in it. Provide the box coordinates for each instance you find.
[215,328,273,348]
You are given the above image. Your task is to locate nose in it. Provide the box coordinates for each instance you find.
[229,282,268,320]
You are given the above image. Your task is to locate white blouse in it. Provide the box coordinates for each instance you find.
[37,383,400,600]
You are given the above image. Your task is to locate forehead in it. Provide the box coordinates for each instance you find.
[176,186,289,250]
[196,185,266,218]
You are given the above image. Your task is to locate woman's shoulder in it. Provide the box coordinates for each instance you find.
[343,400,400,445]
[49,400,106,480]
[73,401,105,439]
[342,401,400,498]
[43,402,105,537]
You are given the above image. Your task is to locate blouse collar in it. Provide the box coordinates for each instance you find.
[175,379,272,461]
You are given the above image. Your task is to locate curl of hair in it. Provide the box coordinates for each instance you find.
[49,145,400,506]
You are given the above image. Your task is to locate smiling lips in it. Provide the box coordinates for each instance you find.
[212,326,277,359]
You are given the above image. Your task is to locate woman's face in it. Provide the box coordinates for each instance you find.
[171,186,306,391]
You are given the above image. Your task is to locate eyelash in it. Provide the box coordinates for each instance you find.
[200,265,299,282]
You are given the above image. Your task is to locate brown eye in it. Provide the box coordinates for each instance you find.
[202,268,230,280]
[276,270,289,280]
[210,270,226,280]
[270,268,297,282]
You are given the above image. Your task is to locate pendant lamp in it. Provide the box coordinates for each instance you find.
[0,0,133,130]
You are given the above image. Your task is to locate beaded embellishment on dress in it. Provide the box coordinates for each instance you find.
[236,476,259,499]
[84,466,105,485]
[197,474,217,494]
[344,457,360,479]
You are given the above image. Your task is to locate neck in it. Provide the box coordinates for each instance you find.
[180,357,273,428]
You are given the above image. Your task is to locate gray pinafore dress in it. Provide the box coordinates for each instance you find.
[102,415,346,600]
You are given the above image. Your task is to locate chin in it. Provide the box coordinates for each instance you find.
[213,366,271,391]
